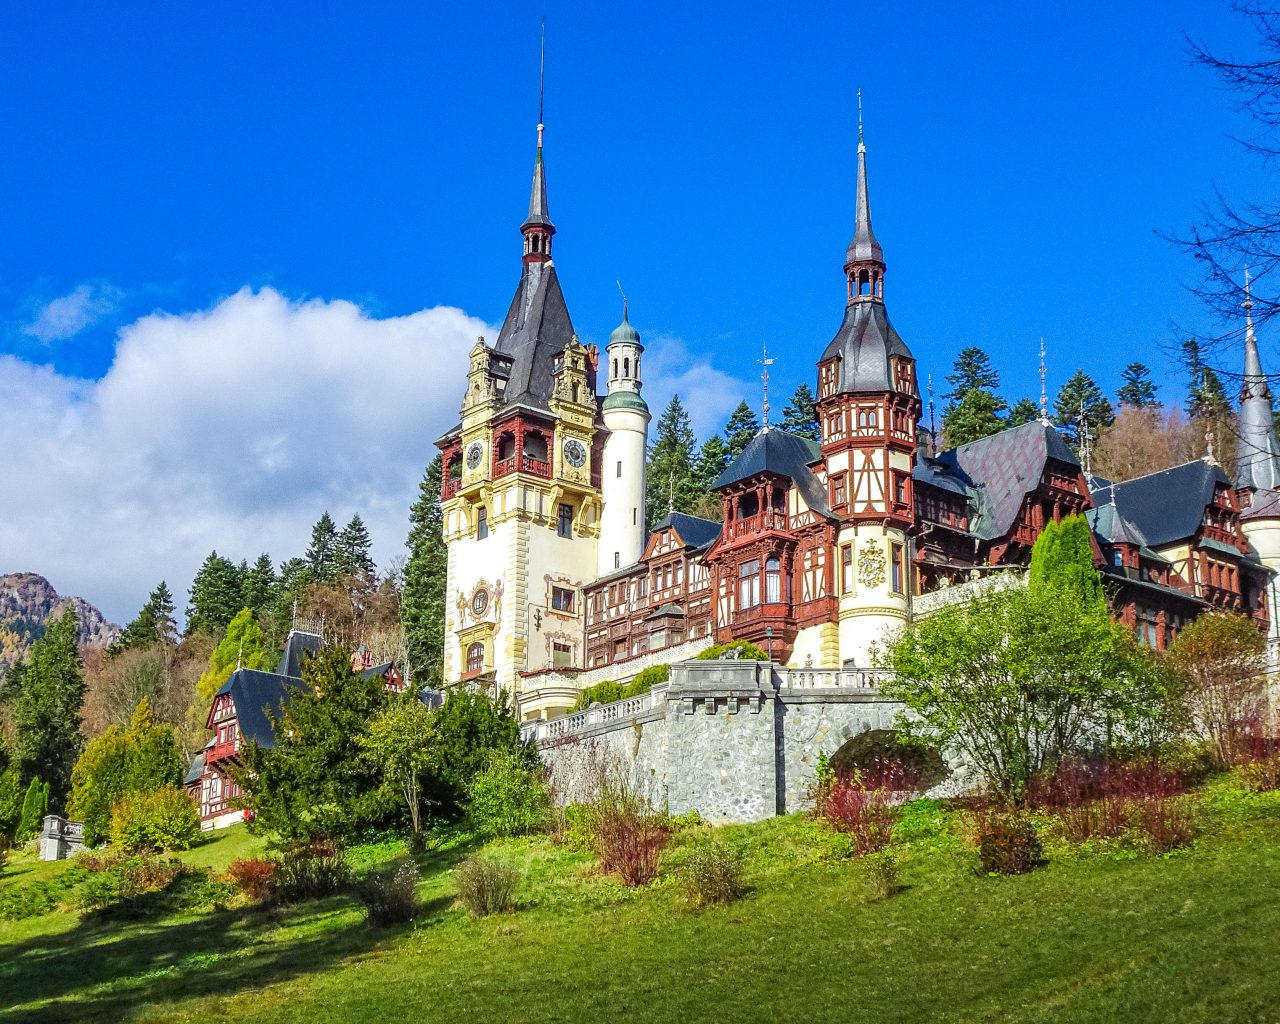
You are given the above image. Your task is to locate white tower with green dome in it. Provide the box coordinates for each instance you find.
[599,301,650,574]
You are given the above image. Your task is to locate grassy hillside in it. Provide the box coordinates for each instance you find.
[2,779,1278,1024]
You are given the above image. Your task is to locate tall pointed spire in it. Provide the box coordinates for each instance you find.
[1236,267,1280,490]
[845,89,885,302]
[521,18,554,264]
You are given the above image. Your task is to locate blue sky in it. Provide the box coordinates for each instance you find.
[0,2,1273,620]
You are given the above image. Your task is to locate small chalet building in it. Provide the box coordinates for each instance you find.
[188,629,403,831]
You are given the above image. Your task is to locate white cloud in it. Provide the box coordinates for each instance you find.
[23,283,121,343]
[0,290,752,626]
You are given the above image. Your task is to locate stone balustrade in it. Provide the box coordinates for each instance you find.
[911,570,1025,617]
[522,683,669,743]
[39,815,86,861]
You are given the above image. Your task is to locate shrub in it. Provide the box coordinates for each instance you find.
[1239,752,1280,793]
[0,866,90,920]
[571,680,624,712]
[73,853,187,911]
[816,765,910,856]
[695,640,768,661]
[225,858,278,903]
[109,786,201,852]
[356,860,419,926]
[272,837,350,902]
[678,842,745,908]
[454,854,520,917]
[861,850,900,902]
[467,751,550,838]
[1132,792,1197,854]
[975,812,1042,875]
[15,778,49,844]
[551,802,596,851]
[570,665,671,713]
[592,779,669,886]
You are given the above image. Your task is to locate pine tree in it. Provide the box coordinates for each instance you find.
[942,389,1008,447]
[645,395,703,529]
[306,512,339,582]
[781,383,820,441]
[14,608,84,808]
[186,552,245,636]
[1054,369,1115,449]
[1006,398,1041,428]
[1117,362,1158,409]
[115,581,177,653]
[241,554,276,615]
[694,434,730,492]
[724,401,761,461]
[944,346,1000,402]
[402,455,447,687]
[263,557,314,652]
[335,514,376,578]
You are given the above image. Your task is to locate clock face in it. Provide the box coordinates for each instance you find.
[471,589,489,616]
[465,441,484,471]
[563,438,588,468]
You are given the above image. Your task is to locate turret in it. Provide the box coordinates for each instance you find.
[599,301,650,573]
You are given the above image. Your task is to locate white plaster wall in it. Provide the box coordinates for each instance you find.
[599,406,649,575]
[836,523,909,666]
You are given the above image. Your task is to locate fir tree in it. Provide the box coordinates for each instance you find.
[115,581,177,653]
[263,557,314,652]
[1006,398,1041,428]
[14,608,85,806]
[944,346,1000,402]
[1117,362,1158,409]
[306,512,339,581]
[186,552,245,636]
[1054,369,1115,449]
[780,383,820,441]
[724,401,761,461]
[645,395,702,529]
[942,389,1008,447]
[694,434,730,492]
[335,514,376,578]
[402,455,447,687]
[241,554,276,615]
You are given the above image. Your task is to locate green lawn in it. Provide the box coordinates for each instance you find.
[2,781,1279,1024]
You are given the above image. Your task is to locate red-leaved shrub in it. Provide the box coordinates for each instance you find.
[591,780,669,887]
[974,811,1042,874]
[816,764,911,856]
[225,858,278,903]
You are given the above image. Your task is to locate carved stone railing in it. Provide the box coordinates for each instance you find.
[39,815,86,861]
[911,571,1025,617]
[522,684,668,743]
[776,666,890,690]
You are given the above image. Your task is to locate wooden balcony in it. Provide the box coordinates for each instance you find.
[442,475,463,500]
[494,454,552,479]
[724,511,788,542]
[206,738,239,764]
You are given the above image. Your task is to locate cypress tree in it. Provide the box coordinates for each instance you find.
[14,608,85,806]
[15,778,49,842]
[780,383,820,441]
[402,455,447,687]
[1028,513,1106,614]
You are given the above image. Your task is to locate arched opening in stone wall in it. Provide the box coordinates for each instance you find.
[829,729,948,790]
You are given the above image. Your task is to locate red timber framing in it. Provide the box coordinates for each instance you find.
[981,458,1092,564]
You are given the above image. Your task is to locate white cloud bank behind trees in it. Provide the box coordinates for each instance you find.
[0,287,747,625]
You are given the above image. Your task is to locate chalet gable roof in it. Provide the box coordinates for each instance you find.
[1094,460,1228,548]
[213,668,309,749]
[713,428,833,518]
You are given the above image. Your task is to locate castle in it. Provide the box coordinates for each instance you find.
[437,114,1280,722]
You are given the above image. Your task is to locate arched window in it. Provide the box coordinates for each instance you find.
[466,642,485,675]
[766,556,782,603]
[612,358,618,378]
[623,357,630,377]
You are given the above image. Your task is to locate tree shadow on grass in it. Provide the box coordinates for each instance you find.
[0,896,382,1024]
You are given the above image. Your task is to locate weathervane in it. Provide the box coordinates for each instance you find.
[537,16,546,148]
[857,87,864,143]
[1078,399,1094,479]
[759,343,775,429]
[1038,338,1050,426]
[926,373,937,451]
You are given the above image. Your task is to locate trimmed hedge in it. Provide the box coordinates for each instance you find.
[571,664,671,712]
[695,640,769,661]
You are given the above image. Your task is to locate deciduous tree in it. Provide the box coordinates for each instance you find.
[361,697,436,836]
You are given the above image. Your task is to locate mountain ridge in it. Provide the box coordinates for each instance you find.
[0,572,121,677]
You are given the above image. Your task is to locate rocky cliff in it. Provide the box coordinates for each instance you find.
[0,572,121,677]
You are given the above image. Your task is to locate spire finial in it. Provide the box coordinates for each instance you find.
[617,280,628,323]
[1078,399,1094,479]
[857,88,864,147]
[926,373,937,451]
[1038,337,1050,426]
[759,343,775,429]
[537,16,546,148]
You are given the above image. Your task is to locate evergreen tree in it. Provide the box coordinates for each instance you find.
[0,737,23,842]
[402,455,447,687]
[724,401,761,461]
[195,608,269,703]
[1028,515,1106,614]
[306,512,340,581]
[186,552,245,636]
[335,514,376,578]
[780,383,820,441]
[1117,362,1158,409]
[942,389,1008,447]
[15,778,49,843]
[694,434,730,493]
[241,554,276,615]
[115,581,177,653]
[1006,398,1041,428]
[263,557,315,652]
[1054,369,1115,449]
[944,346,1000,402]
[14,608,84,806]
[1180,339,1232,419]
[645,395,702,529]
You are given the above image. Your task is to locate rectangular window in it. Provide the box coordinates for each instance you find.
[738,559,760,609]
[616,460,622,478]
[552,642,572,669]
[476,507,489,540]
[557,503,573,538]
[841,545,854,594]
[551,586,575,613]
[890,543,903,595]
[614,551,621,569]
[894,475,907,506]
[832,475,847,508]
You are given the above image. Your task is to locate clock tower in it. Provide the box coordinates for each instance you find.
[436,116,604,713]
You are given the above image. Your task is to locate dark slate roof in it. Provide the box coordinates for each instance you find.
[912,457,970,497]
[492,262,576,408]
[183,746,209,785]
[1086,501,1149,548]
[819,301,917,397]
[360,661,395,680]
[1243,487,1280,521]
[933,421,1080,541]
[649,511,723,551]
[1097,460,1228,548]
[276,629,322,679]
[215,668,308,749]
[713,428,833,518]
